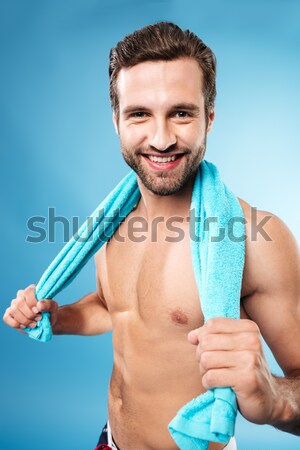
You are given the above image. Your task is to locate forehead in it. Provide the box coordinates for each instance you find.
[116,58,204,110]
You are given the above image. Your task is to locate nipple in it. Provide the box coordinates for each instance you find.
[170,309,188,325]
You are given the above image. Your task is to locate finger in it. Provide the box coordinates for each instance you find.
[203,318,260,335]
[3,309,21,328]
[202,368,237,390]
[14,294,39,321]
[36,299,57,314]
[23,284,38,309]
[3,309,34,331]
[188,319,258,346]
[198,332,262,353]
[187,329,200,345]
[9,303,38,328]
[200,350,251,373]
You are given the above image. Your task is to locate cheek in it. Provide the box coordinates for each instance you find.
[178,124,205,148]
[119,124,147,148]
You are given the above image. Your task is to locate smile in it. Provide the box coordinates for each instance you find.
[142,153,185,171]
[148,155,176,163]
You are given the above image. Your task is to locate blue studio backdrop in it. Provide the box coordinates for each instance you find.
[0,1,299,449]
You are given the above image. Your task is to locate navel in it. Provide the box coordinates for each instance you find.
[170,309,189,325]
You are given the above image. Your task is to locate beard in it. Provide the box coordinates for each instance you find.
[120,140,207,196]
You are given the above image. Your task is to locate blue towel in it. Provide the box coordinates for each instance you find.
[24,160,245,449]
[168,162,244,449]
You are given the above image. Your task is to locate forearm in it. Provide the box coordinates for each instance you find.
[270,374,300,435]
[53,291,112,336]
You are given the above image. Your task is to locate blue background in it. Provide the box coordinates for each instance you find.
[0,1,299,449]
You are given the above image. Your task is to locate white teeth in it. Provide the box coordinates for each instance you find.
[148,155,177,163]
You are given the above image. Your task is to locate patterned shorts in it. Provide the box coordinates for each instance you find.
[94,421,237,450]
[94,421,120,450]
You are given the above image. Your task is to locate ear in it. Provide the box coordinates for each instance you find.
[112,112,119,135]
[206,108,215,134]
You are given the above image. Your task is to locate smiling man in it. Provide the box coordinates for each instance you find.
[116,57,210,197]
[3,22,300,450]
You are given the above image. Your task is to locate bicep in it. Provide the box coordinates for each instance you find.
[242,212,300,375]
[86,252,112,335]
[243,290,300,376]
[76,290,112,335]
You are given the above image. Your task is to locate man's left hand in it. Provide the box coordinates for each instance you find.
[188,317,278,424]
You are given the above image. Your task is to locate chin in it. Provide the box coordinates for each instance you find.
[139,173,192,196]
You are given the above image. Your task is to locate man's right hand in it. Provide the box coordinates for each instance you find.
[3,284,58,333]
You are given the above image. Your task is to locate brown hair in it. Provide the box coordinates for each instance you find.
[109,22,217,123]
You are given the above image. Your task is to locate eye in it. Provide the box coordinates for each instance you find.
[131,112,147,118]
[175,111,190,119]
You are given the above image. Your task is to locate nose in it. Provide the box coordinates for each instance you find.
[148,119,176,151]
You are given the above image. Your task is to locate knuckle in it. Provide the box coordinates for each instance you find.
[24,284,34,292]
[16,297,25,307]
[248,333,261,351]
[13,297,26,312]
[206,318,217,330]
[10,306,17,316]
[3,309,10,322]
[201,351,211,370]
[247,319,260,333]
[14,300,22,311]
[38,300,47,310]
[24,285,36,299]
[205,370,215,387]
[200,334,211,350]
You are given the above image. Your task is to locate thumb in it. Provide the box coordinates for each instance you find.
[187,328,200,345]
[36,299,58,314]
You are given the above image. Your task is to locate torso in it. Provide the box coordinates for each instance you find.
[95,199,252,450]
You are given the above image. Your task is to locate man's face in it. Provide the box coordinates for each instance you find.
[113,57,214,196]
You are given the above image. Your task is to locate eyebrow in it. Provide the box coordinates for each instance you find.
[122,102,201,116]
[172,103,201,113]
[122,105,150,115]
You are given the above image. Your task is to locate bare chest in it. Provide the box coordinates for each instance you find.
[97,220,204,332]
[96,217,250,332]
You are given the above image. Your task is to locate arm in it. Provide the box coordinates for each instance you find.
[54,250,112,335]
[53,278,112,336]
[188,210,300,435]
[3,257,112,336]
[271,373,300,435]
[241,211,300,434]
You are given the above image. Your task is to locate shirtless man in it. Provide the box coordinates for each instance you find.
[3,22,300,450]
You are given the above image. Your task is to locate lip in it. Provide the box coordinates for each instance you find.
[141,153,185,171]
[142,152,185,157]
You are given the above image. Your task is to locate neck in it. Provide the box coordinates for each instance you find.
[135,172,197,222]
